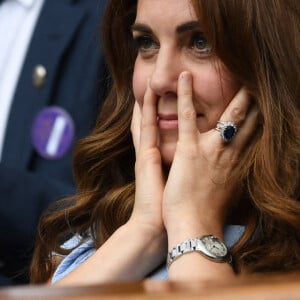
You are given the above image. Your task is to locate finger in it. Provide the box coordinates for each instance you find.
[177,71,198,144]
[219,87,251,127]
[213,87,252,145]
[231,104,259,150]
[140,79,159,150]
[131,101,142,154]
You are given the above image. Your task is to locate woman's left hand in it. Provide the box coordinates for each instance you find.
[163,71,258,241]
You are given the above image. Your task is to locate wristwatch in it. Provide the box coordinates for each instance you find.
[167,235,232,268]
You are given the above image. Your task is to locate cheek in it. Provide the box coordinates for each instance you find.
[132,60,149,107]
[194,66,238,103]
[189,63,240,131]
[218,67,240,102]
[192,65,239,124]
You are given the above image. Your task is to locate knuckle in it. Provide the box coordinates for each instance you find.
[141,121,154,131]
[230,106,246,123]
[137,148,161,165]
[181,88,192,97]
[180,109,197,121]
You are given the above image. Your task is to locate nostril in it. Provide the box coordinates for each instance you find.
[149,70,179,96]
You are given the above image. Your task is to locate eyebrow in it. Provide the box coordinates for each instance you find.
[131,21,201,34]
[131,23,152,34]
[176,21,201,33]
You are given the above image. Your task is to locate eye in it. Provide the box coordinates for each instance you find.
[190,32,211,55]
[133,35,159,52]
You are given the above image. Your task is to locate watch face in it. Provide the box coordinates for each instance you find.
[201,235,228,258]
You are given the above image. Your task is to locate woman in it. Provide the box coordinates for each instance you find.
[30,0,300,285]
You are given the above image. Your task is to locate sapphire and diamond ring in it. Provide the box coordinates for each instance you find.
[215,121,238,143]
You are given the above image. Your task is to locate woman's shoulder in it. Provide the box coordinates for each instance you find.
[51,235,96,284]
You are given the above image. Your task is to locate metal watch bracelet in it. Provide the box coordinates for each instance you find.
[167,235,232,269]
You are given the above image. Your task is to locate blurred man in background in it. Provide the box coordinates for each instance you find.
[0,0,107,285]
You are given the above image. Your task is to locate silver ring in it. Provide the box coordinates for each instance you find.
[215,121,238,143]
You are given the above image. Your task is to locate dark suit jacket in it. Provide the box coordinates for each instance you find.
[0,0,107,285]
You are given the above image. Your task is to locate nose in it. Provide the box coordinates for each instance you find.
[149,47,181,97]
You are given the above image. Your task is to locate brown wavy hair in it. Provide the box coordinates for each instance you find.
[30,0,300,283]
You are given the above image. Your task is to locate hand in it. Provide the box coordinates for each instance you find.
[57,86,168,285]
[163,71,258,240]
[130,80,165,237]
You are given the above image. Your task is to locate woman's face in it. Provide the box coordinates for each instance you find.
[132,0,239,166]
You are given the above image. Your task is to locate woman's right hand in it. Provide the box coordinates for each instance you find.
[55,83,167,286]
[129,80,166,238]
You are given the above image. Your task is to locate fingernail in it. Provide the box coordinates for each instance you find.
[180,72,192,84]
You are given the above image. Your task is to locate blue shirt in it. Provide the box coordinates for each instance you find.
[52,225,245,284]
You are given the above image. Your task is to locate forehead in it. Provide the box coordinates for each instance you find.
[136,0,197,23]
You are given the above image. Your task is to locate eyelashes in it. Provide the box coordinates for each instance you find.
[132,35,159,52]
[132,31,212,58]
[190,32,212,55]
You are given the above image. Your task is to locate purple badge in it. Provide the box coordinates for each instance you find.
[31,107,75,159]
